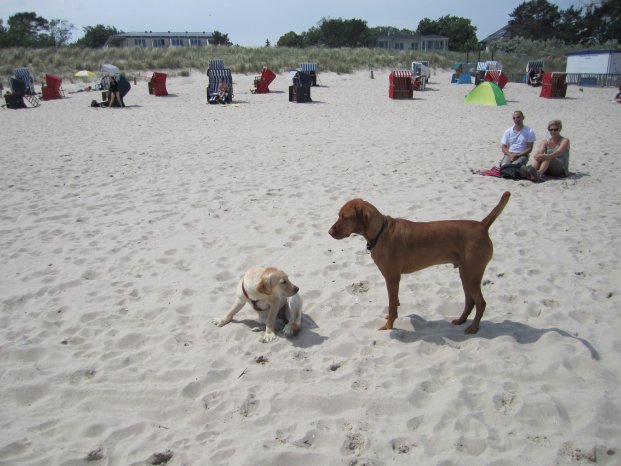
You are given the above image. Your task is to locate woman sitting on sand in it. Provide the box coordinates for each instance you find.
[523,119,570,181]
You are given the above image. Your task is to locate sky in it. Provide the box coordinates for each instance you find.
[1,0,583,47]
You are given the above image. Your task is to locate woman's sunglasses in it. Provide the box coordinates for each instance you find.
[548,127,560,131]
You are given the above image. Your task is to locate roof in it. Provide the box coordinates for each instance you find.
[481,25,511,43]
[104,31,214,47]
[566,49,621,56]
[376,33,448,41]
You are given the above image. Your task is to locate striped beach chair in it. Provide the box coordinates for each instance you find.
[13,68,37,95]
[389,70,413,99]
[287,70,312,103]
[300,63,318,86]
[207,68,233,104]
[208,59,225,72]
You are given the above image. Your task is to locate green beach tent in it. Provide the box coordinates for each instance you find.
[464,81,507,106]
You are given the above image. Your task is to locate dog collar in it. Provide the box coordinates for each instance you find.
[366,217,387,252]
[242,281,263,312]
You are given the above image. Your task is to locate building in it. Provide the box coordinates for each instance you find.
[376,33,448,52]
[480,25,512,45]
[104,31,214,48]
[566,49,621,74]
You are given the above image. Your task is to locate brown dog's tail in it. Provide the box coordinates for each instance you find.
[481,191,511,230]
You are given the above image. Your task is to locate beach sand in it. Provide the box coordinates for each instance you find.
[1,69,620,465]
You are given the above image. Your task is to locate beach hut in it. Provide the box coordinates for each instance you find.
[484,70,508,89]
[464,81,506,106]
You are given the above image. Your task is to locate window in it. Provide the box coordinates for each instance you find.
[171,38,184,47]
[394,42,404,50]
[152,39,165,48]
[190,39,203,46]
[134,39,146,47]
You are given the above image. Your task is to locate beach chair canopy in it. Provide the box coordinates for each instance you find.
[10,76,26,95]
[208,59,225,71]
[13,68,36,94]
[526,60,544,73]
[465,81,506,106]
[288,70,312,87]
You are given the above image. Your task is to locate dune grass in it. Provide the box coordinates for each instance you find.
[0,44,572,84]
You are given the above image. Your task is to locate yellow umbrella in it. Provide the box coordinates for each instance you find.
[74,70,95,78]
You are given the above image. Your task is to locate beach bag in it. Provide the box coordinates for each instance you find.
[500,163,523,180]
[90,99,100,108]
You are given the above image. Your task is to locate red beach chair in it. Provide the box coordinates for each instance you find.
[540,72,567,98]
[148,72,168,96]
[389,70,413,99]
[253,67,276,94]
[41,73,64,100]
[484,70,508,90]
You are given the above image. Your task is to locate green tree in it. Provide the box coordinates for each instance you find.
[277,31,303,47]
[416,15,478,52]
[209,30,231,46]
[3,11,49,47]
[508,0,561,41]
[317,17,371,47]
[74,24,119,47]
[585,0,621,45]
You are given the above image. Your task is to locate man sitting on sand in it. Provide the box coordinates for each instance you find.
[499,110,536,168]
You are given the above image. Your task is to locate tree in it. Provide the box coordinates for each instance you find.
[508,0,561,41]
[277,31,303,47]
[75,24,120,48]
[317,17,371,47]
[265,38,270,47]
[3,11,49,47]
[209,30,231,46]
[48,19,75,47]
[585,0,621,45]
[417,15,478,52]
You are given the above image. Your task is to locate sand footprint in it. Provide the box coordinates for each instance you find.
[493,382,519,414]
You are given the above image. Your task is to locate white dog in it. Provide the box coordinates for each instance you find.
[213,267,303,343]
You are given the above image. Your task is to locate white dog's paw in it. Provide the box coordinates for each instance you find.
[283,322,300,337]
[260,331,278,343]
[212,318,229,327]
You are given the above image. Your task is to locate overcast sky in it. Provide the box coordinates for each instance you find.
[1,0,583,46]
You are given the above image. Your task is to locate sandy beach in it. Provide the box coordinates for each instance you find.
[1,69,620,465]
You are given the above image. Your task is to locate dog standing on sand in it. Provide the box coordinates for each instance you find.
[328,192,510,334]
[213,267,303,343]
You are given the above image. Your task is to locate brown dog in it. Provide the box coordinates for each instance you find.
[328,192,510,334]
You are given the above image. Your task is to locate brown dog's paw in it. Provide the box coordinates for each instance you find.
[464,323,480,334]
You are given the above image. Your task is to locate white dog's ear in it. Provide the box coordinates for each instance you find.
[256,271,274,296]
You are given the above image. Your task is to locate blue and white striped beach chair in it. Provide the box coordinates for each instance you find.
[13,68,37,95]
[207,68,233,104]
[208,59,225,72]
[299,63,318,86]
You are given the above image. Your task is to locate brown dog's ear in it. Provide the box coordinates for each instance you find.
[256,271,273,296]
[355,203,370,229]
